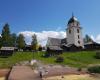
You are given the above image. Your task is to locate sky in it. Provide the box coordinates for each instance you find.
[0,0,100,45]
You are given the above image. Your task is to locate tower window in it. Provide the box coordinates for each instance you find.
[78,41,80,44]
[77,23,79,26]
[78,35,80,39]
[69,29,71,34]
[77,29,79,33]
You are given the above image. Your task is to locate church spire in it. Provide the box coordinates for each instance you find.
[72,12,74,17]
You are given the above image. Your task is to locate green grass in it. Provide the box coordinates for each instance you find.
[29,51,100,67]
[0,52,33,68]
[62,51,100,67]
[0,51,100,68]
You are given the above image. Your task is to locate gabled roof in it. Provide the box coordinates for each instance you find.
[84,41,100,45]
[47,37,61,46]
[61,38,67,44]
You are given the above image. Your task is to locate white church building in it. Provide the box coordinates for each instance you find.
[46,14,100,53]
[46,14,84,51]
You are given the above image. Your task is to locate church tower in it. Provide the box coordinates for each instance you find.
[66,14,83,47]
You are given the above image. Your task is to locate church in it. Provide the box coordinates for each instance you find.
[46,14,100,54]
[46,14,84,53]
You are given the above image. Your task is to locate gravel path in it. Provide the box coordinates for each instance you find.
[7,60,87,80]
[8,66,42,80]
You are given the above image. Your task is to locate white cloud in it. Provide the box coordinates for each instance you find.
[18,31,66,46]
[18,31,100,46]
[95,35,100,43]
[90,35,95,41]
[90,34,100,43]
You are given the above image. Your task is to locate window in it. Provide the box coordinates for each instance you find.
[77,29,79,33]
[78,35,80,39]
[78,41,80,44]
[77,23,79,26]
[69,29,71,34]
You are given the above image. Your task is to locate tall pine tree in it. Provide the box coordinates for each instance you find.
[11,33,17,47]
[1,23,12,46]
[84,35,93,43]
[0,36,2,47]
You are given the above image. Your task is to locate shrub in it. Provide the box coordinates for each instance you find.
[42,53,50,58]
[56,56,64,63]
[38,46,42,51]
[95,51,100,59]
[88,65,100,73]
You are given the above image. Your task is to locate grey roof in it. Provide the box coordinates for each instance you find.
[84,41,100,45]
[0,47,15,51]
[47,37,61,46]
[61,38,67,45]
[62,44,78,47]
[48,46,62,50]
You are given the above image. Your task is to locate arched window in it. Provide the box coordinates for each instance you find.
[69,29,71,34]
[78,41,80,44]
[77,23,79,26]
[77,29,79,33]
[78,35,80,39]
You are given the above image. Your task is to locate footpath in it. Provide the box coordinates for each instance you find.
[8,66,41,80]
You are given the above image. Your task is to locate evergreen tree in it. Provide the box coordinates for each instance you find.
[0,36,2,47]
[17,34,26,49]
[84,35,93,43]
[11,33,17,47]
[1,23,12,46]
[31,34,38,50]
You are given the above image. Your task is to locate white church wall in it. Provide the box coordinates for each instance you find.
[67,27,75,45]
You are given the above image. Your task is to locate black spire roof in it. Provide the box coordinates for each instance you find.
[68,14,80,25]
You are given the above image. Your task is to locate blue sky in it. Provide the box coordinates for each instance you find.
[0,0,100,45]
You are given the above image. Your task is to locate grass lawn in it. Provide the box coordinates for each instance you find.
[0,51,100,68]
[34,51,100,68]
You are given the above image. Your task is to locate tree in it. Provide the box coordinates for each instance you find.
[38,45,42,51]
[1,23,12,46]
[0,36,2,48]
[17,34,26,49]
[11,33,17,47]
[84,35,93,43]
[56,56,64,63]
[88,65,100,73]
[31,34,38,50]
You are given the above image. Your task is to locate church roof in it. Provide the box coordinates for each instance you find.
[47,37,61,46]
[84,41,100,45]
[68,14,80,25]
[48,46,63,50]
[62,44,78,47]
[61,38,67,44]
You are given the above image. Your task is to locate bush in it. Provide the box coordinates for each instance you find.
[42,53,50,58]
[38,46,42,51]
[95,51,100,59]
[88,65,100,73]
[56,56,64,63]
